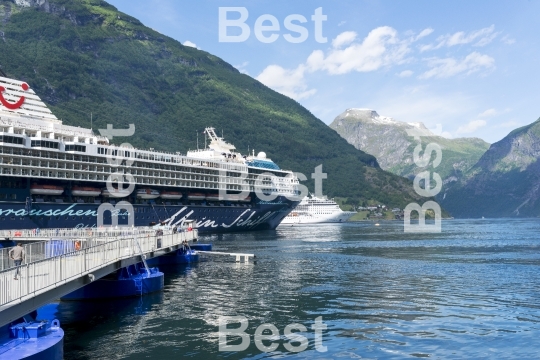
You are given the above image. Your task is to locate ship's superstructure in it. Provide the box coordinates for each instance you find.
[280,195,356,224]
[0,75,301,232]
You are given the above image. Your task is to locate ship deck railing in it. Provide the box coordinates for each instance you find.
[0,227,198,327]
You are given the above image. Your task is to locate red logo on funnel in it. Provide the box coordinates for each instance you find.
[0,83,29,110]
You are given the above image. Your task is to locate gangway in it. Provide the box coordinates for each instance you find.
[0,227,198,327]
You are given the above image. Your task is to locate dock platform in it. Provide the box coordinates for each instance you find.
[0,227,198,327]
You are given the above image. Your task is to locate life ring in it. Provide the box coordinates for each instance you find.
[74,241,81,251]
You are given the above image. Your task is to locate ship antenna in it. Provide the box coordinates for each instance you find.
[197,131,199,150]
[0,66,6,77]
[205,131,207,148]
[90,112,93,131]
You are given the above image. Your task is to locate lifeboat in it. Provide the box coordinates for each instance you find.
[205,193,220,201]
[160,191,183,200]
[187,192,206,201]
[224,194,239,202]
[30,184,64,195]
[136,188,160,199]
[72,186,101,197]
[101,188,130,197]
[225,194,251,202]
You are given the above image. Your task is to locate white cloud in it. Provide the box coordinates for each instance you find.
[419,25,498,52]
[456,119,487,134]
[419,52,495,79]
[332,31,357,48]
[306,27,411,75]
[501,34,516,45]
[256,65,316,100]
[478,108,497,117]
[416,28,434,40]
[257,26,498,105]
[183,40,199,49]
[397,70,413,77]
[338,20,347,27]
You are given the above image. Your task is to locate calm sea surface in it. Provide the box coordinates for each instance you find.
[45,219,540,359]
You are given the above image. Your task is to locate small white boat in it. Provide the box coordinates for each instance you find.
[160,191,183,200]
[72,186,101,197]
[30,184,64,195]
[137,188,160,199]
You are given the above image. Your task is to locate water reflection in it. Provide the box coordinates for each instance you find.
[58,220,540,359]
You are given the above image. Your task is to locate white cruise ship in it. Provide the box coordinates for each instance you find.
[280,195,356,224]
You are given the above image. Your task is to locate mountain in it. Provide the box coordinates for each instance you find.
[330,109,490,183]
[440,118,540,218]
[0,0,425,208]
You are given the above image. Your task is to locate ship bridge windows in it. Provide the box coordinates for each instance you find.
[65,144,87,152]
[31,140,59,149]
[0,135,24,145]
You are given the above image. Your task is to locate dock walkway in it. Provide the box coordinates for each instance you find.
[0,227,197,326]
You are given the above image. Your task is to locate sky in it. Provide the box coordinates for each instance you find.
[107,0,540,143]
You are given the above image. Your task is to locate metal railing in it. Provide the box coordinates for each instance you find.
[1,237,109,271]
[0,229,197,308]
[0,227,156,239]
[0,227,160,271]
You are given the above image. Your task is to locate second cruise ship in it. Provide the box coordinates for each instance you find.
[280,195,357,224]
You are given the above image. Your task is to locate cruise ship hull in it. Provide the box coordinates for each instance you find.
[0,198,296,234]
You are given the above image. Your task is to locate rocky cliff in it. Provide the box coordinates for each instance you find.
[441,118,540,217]
[330,108,490,184]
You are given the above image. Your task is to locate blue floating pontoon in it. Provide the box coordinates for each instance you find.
[147,245,202,266]
[0,316,63,360]
[61,263,164,300]
[190,244,212,251]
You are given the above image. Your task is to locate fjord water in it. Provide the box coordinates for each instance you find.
[55,219,540,359]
